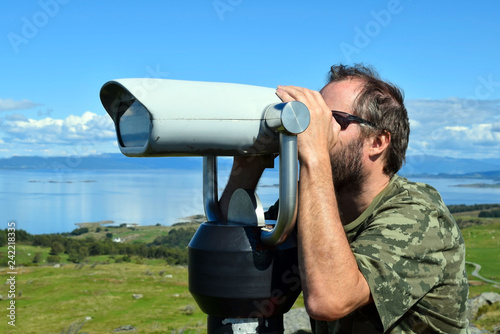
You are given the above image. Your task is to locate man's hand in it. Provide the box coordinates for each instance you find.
[276,85,339,164]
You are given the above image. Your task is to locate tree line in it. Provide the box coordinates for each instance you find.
[0,226,197,265]
[478,208,500,218]
[1,202,499,266]
[447,203,500,213]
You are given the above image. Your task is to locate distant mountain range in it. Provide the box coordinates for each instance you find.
[0,154,205,171]
[1,154,499,180]
[400,155,500,179]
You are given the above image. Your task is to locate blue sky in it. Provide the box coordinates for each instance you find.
[0,0,499,160]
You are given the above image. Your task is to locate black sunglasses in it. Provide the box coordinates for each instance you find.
[331,110,376,130]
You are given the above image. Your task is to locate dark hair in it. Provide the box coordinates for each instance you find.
[327,63,410,176]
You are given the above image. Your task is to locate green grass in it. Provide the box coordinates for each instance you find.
[0,262,206,334]
[0,215,498,333]
[1,244,54,266]
[462,221,500,296]
[0,244,304,334]
[459,217,500,332]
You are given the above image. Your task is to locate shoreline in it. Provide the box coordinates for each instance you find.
[452,183,500,188]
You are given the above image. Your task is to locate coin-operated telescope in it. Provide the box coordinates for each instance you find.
[100,79,310,334]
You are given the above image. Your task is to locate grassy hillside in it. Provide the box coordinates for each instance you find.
[452,206,500,291]
[0,261,204,334]
[0,255,305,334]
[1,208,499,333]
[71,215,206,244]
[458,209,500,331]
[464,221,500,287]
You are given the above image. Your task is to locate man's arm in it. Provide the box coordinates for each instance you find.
[276,86,372,321]
[218,156,267,221]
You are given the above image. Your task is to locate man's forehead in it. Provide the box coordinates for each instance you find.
[320,78,365,110]
[321,78,364,95]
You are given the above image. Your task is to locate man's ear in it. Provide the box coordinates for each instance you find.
[368,130,391,158]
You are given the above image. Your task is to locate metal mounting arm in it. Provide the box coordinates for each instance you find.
[260,133,298,245]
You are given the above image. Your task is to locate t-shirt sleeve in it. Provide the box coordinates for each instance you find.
[350,204,449,331]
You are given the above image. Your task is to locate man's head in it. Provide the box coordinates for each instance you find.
[325,64,410,177]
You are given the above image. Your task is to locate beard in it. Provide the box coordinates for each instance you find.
[330,139,367,195]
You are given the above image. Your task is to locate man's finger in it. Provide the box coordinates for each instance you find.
[277,86,331,113]
[275,86,295,103]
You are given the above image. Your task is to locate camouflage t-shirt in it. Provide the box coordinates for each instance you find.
[310,175,469,333]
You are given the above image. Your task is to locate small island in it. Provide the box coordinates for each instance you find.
[452,183,500,188]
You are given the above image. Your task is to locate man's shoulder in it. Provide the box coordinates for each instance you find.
[378,175,449,216]
[389,175,443,201]
[364,175,460,244]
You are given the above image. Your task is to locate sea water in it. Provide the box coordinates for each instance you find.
[0,169,498,234]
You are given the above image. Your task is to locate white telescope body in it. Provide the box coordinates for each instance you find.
[100,79,309,157]
[100,79,310,246]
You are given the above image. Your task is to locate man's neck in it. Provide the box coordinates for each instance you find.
[337,173,391,225]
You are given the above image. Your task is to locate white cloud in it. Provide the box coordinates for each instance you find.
[409,119,421,129]
[0,111,116,157]
[406,98,500,159]
[1,97,499,159]
[0,98,41,111]
[444,126,468,132]
[5,113,29,121]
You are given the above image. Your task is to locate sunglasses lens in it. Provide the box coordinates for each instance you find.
[332,113,349,130]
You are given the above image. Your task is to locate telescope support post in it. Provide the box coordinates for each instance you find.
[207,315,284,334]
[203,156,221,222]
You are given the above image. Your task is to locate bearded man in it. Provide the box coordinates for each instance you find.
[220,64,469,333]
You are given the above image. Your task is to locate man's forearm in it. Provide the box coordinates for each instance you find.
[298,157,372,321]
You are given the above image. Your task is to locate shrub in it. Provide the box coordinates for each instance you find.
[47,255,61,263]
[50,241,65,255]
[32,252,43,264]
[71,227,89,236]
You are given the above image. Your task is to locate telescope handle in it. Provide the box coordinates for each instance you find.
[260,133,298,246]
[259,101,307,245]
